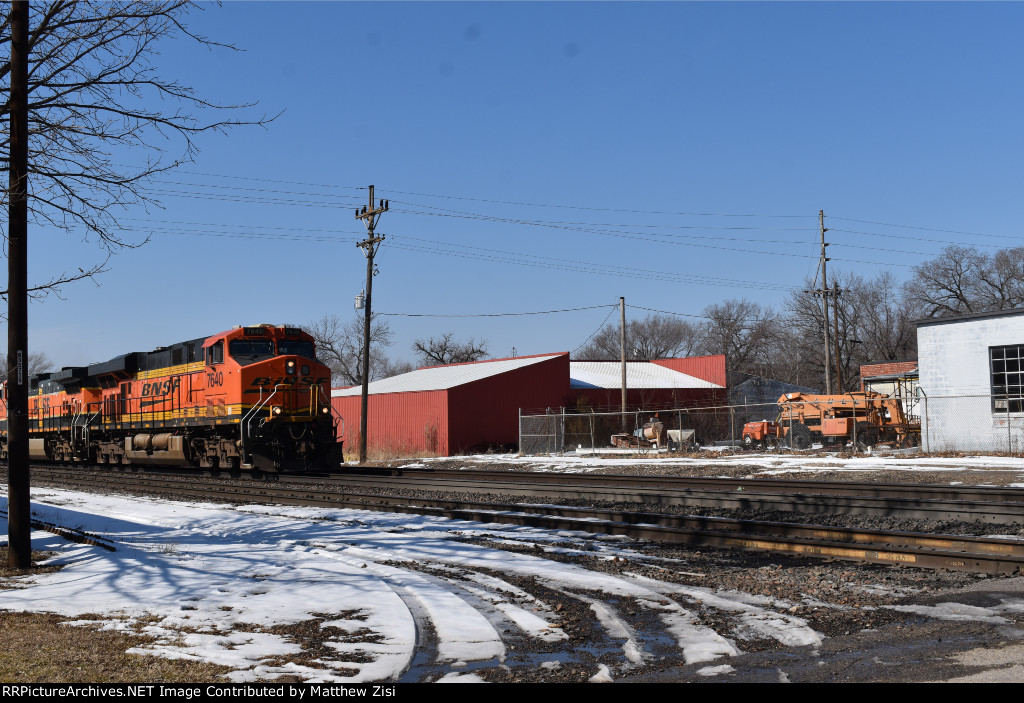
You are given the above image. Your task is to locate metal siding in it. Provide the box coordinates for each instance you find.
[652,355,727,387]
[570,387,726,411]
[332,390,450,456]
[570,361,720,389]
[447,353,571,452]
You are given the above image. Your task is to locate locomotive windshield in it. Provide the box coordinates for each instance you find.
[277,340,315,359]
[229,339,275,365]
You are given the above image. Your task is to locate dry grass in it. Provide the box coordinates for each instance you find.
[345,446,440,463]
[0,609,384,683]
[0,548,232,683]
[0,611,234,683]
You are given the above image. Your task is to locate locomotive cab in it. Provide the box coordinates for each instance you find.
[201,325,338,471]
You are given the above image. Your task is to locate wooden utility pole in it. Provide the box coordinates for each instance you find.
[833,281,843,391]
[819,210,832,394]
[355,185,388,465]
[7,0,30,568]
[619,297,627,431]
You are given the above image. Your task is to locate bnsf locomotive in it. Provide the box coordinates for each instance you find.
[0,325,342,473]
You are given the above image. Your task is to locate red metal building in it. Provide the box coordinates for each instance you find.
[331,352,570,457]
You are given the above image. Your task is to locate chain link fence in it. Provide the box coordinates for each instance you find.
[919,393,1024,453]
[520,394,1024,455]
[520,402,779,455]
[524,392,1024,458]
[518,412,566,456]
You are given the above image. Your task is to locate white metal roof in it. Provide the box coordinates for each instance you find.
[332,354,566,397]
[570,361,723,390]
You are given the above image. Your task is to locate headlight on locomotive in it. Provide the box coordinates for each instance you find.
[320,405,331,415]
[286,360,297,375]
[272,406,283,416]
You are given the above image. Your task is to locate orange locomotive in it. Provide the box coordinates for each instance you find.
[0,325,342,473]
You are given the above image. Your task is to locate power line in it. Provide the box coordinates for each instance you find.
[389,198,814,232]
[572,305,620,355]
[831,216,1024,242]
[378,304,616,318]
[164,170,809,219]
[141,186,823,256]
[382,236,797,291]
[831,227,1022,250]
[147,170,1024,250]
[627,304,707,320]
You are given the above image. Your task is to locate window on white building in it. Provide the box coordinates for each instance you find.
[991,345,1024,412]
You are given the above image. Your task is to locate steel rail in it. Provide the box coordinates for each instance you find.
[28,465,1024,524]
[289,472,1024,525]
[304,466,1024,504]
[24,467,1024,574]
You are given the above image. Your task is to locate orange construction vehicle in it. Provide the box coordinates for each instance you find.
[742,391,920,450]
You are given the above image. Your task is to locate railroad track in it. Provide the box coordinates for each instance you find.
[288,468,1024,524]
[306,465,1024,502]
[22,465,1024,575]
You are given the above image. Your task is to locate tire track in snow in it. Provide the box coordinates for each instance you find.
[575,595,647,665]
[307,546,506,666]
[625,572,823,650]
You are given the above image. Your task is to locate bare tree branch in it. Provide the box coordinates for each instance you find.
[0,1,275,297]
[412,333,489,366]
[576,314,701,361]
[308,313,396,386]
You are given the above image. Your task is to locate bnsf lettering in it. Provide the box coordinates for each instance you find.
[207,371,224,388]
[141,377,181,397]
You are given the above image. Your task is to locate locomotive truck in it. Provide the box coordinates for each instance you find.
[742,391,920,450]
[0,325,342,473]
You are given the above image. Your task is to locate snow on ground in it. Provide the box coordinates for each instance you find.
[408,451,1024,477]
[1,486,826,682]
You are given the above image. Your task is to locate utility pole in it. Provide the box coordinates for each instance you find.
[819,210,832,395]
[7,0,30,568]
[355,185,388,465]
[619,297,627,430]
[833,281,843,392]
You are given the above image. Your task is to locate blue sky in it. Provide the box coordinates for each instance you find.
[13,1,1024,370]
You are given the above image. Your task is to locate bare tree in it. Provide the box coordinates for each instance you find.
[308,313,396,386]
[903,246,989,317]
[0,1,272,298]
[902,245,1024,318]
[412,333,489,366]
[576,314,701,360]
[782,271,918,392]
[847,271,917,363]
[377,357,415,379]
[697,299,781,377]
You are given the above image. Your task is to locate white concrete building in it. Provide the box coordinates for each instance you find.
[917,309,1024,452]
